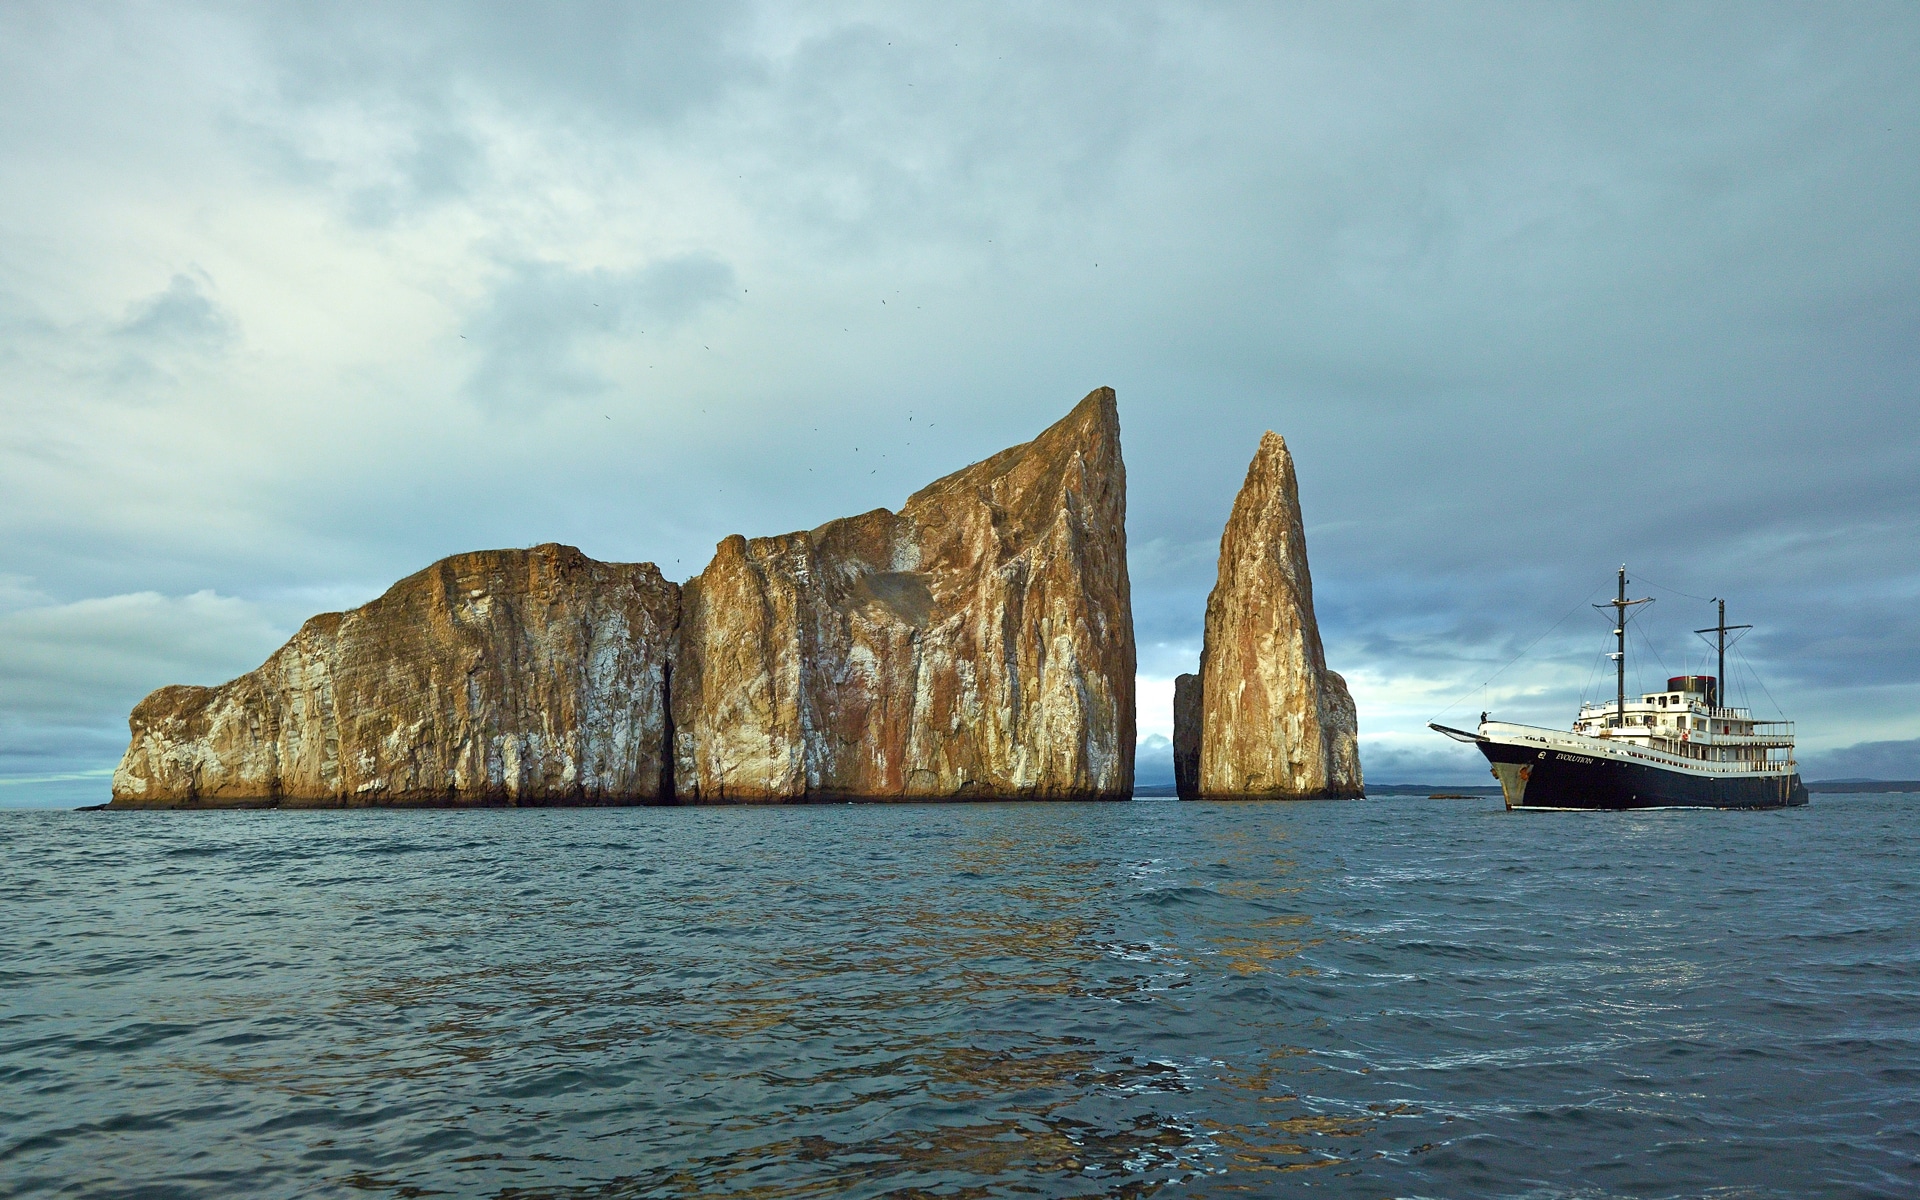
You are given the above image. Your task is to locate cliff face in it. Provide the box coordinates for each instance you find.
[1173,673,1201,800]
[111,545,680,806]
[1194,432,1362,799]
[672,388,1135,801]
[112,389,1136,808]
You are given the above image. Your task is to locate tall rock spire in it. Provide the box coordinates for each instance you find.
[1189,432,1362,799]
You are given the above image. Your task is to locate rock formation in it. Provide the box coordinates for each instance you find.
[671,387,1135,801]
[111,388,1136,807]
[111,545,680,806]
[1190,432,1362,799]
[1172,673,1201,800]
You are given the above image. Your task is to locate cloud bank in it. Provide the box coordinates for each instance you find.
[2,3,1916,803]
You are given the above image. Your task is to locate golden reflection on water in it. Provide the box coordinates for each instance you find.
[607,1111,1208,1200]
[133,807,1394,1196]
[1214,879,1306,900]
[1207,933,1321,975]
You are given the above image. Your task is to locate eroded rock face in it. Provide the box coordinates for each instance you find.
[672,388,1135,801]
[111,544,679,806]
[1195,432,1363,799]
[112,390,1137,808]
[1173,673,1201,800]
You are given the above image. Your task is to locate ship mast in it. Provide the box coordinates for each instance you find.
[1595,565,1652,729]
[1695,599,1750,715]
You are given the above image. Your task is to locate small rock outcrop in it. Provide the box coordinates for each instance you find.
[672,388,1135,801]
[111,545,680,806]
[1173,673,1201,800]
[1192,432,1362,799]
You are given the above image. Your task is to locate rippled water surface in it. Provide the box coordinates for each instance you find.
[4,795,1917,1198]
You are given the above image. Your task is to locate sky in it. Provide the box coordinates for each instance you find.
[3,2,1917,806]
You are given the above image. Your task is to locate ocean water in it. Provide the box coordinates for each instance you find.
[3,795,1916,1199]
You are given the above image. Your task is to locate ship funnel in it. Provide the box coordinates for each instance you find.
[1667,675,1716,705]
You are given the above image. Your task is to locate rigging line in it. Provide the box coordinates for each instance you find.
[1734,643,1787,720]
[1694,625,1754,650]
[1631,617,1670,690]
[1579,643,1607,707]
[1632,572,1716,604]
[1733,654,1758,714]
[1430,582,1609,723]
[1728,649,1750,710]
[1594,594,1655,630]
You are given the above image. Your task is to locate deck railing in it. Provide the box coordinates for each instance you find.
[1487,723,1798,775]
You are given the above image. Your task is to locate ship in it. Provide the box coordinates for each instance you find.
[1431,568,1808,811]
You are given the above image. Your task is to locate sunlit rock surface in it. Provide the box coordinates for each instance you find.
[1194,432,1363,800]
[111,545,679,806]
[672,388,1136,801]
[1173,673,1202,800]
[112,390,1137,808]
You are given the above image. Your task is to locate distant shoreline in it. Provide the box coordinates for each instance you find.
[16,780,1918,812]
[1134,781,1920,799]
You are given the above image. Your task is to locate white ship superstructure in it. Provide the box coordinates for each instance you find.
[1569,675,1795,769]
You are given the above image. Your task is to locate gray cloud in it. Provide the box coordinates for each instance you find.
[1800,739,1920,782]
[465,254,737,413]
[113,271,234,348]
[263,1,754,123]
[0,589,287,783]
[1,3,1916,804]
[1135,734,1174,787]
[102,271,237,387]
[1355,741,1489,788]
[218,2,762,234]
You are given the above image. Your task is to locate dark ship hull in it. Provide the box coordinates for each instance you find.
[1477,738,1807,811]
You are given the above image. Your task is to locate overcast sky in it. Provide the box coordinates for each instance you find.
[3,2,1917,805]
